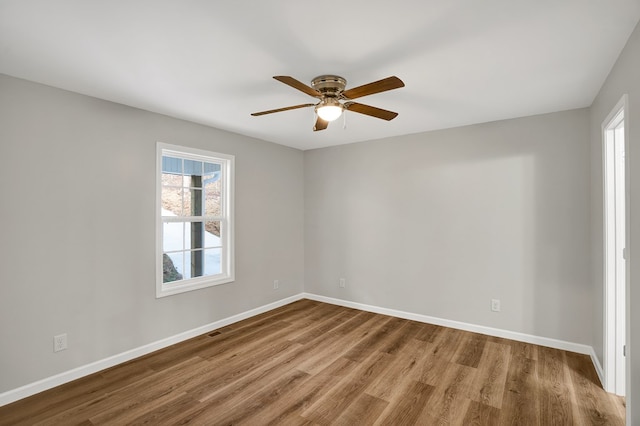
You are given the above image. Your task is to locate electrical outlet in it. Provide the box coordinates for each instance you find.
[491,299,501,312]
[54,333,67,352]
[339,278,346,288]
[273,280,279,290]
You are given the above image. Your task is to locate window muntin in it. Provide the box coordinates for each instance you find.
[157,143,234,297]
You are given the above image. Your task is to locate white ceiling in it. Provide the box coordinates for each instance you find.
[1,1,639,150]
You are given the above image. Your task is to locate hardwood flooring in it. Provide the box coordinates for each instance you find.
[0,299,626,425]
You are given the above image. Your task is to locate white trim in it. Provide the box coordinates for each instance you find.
[301,293,596,356]
[590,346,606,387]
[0,294,303,407]
[156,142,235,298]
[0,292,603,407]
[601,94,628,395]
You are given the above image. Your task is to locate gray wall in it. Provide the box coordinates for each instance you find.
[0,74,305,393]
[590,21,640,424]
[305,109,592,345]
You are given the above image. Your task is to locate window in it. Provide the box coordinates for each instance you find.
[156,143,234,297]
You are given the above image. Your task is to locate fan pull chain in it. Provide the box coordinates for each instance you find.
[343,110,347,129]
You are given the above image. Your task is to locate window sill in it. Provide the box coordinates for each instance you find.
[156,274,235,298]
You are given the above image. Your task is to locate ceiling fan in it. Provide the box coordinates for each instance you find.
[251,75,405,131]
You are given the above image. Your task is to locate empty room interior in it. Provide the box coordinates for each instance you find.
[1,1,640,424]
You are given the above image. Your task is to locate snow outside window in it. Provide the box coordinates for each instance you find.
[156,143,234,297]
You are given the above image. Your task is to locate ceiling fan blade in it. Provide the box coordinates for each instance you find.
[342,76,405,100]
[313,116,329,131]
[251,103,315,116]
[273,76,321,98]
[344,102,398,121]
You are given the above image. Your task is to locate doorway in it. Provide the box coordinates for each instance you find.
[603,95,627,396]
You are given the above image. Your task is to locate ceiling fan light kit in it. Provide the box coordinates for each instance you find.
[252,74,404,131]
[315,99,343,122]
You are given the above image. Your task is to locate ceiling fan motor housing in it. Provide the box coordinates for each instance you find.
[311,75,347,98]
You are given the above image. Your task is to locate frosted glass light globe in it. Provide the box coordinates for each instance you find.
[316,101,343,122]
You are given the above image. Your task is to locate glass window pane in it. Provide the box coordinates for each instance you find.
[186,221,205,250]
[183,188,203,216]
[180,187,189,216]
[184,160,203,180]
[203,162,221,178]
[162,156,182,175]
[162,173,183,187]
[204,178,221,217]
[179,188,203,217]
[163,222,185,251]
[162,186,183,217]
[205,220,221,241]
[184,249,206,279]
[163,252,183,283]
[204,248,222,276]
[183,251,192,279]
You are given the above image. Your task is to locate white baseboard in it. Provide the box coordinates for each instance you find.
[1,291,603,407]
[0,294,304,407]
[589,347,606,387]
[302,292,598,357]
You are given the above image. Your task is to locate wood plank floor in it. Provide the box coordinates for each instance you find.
[0,299,625,425]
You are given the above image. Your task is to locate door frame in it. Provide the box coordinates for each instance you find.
[602,94,629,396]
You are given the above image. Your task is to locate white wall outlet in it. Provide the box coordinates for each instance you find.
[491,299,501,312]
[273,280,279,290]
[54,333,67,352]
[339,278,346,288]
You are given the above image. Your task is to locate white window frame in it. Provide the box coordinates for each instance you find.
[156,142,234,298]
